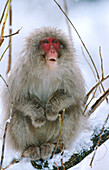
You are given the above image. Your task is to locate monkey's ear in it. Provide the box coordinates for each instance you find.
[59,40,67,50]
[60,44,64,49]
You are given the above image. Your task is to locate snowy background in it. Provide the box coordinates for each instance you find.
[0,0,109,169]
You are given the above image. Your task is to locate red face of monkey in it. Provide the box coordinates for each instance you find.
[41,37,61,69]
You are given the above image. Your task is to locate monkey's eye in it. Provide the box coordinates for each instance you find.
[52,39,58,44]
[43,39,49,44]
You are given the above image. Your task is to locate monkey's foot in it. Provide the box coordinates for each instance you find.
[40,143,55,160]
[21,143,55,160]
[21,146,40,160]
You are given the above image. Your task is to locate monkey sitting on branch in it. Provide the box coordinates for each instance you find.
[1,27,87,161]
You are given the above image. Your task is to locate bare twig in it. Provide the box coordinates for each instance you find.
[1,159,22,170]
[63,0,72,41]
[0,75,8,169]
[0,75,9,89]
[59,108,65,153]
[58,109,65,169]
[0,0,9,24]
[52,128,60,157]
[52,109,65,157]
[87,75,109,99]
[54,0,107,101]
[0,122,9,169]
[54,0,98,79]
[99,46,104,79]
[0,74,13,169]
[54,162,59,170]
[0,28,22,62]
[88,89,109,116]
[0,40,12,61]
[61,159,65,170]
[90,114,109,167]
[59,109,65,153]
[0,0,11,47]
[6,0,12,75]
[84,88,97,115]
[3,28,22,38]
[82,46,103,94]
[59,114,63,151]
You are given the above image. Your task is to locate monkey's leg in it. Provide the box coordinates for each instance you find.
[8,110,42,160]
[62,105,84,149]
[40,143,55,160]
[21,146,41,160]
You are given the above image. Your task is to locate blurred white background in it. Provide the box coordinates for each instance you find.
[0,0,109,92]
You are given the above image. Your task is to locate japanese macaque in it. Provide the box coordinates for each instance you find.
[1,27,86,160]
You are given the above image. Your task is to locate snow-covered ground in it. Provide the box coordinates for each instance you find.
[0,0,109,169]
[70,140,109,170]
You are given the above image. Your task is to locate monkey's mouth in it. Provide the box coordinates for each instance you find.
[47,55,57,63]
[46,55,57,69]
[48,58,56,62]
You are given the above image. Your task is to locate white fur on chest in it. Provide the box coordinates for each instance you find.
[29,68,62,105]
[37,77,61,104]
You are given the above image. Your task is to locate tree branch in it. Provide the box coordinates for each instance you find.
[88,89,109,116]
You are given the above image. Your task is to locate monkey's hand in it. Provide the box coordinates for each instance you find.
[31,102,46,128]
[24,97,46,128]
[14,96,46,128]
[46,90,73,121]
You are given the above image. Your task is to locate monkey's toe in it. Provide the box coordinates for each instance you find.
[21,146,40,160]
[40,143,55,160]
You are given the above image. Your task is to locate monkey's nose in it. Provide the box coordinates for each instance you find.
[50,50,55,54]
[49,46,56,54]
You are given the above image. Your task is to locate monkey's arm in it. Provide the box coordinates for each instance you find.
[46,89,74,121]
[13,96,46,128]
